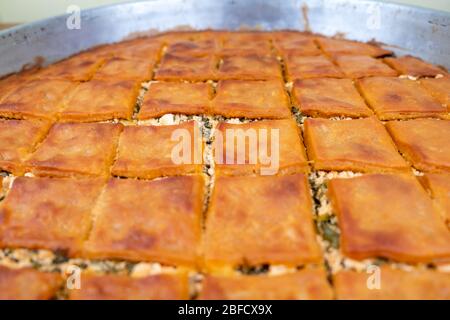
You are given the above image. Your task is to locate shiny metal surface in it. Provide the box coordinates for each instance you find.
[0,0,448,77]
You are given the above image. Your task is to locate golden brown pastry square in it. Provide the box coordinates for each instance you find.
[419,173,450,224]
[385,119,450,172]
[214,119,309,176]
[204,174,321,270]
[219,31,273,56]
[272,32,321,56]
[334,266,450,300]
[304,117,409,172]
[27,122,123,177]
[92,57,154,81]
[114,38,163,61]
[0,119,51,174]
[328,173,450,263]
[285,54,344,81]
[165,39,218,57]
[356,77,446,120]
[199,269,333,300]
[68,273,189,300]
[35,52,105,81]
[0,176,105,255]
[89,37,163,62]
[0,266,62,300]
[334,55,398,79]
[292,78,373,118]
[384,56,447,77]
[137,82,212,119]
[59,79,140,122]
[111,121,203,179]
[83,176,203,267]
[0,70,36,102]
[211,80,291,119]
[217,54,282,80]
[316,37,392,57]
[420,77,450,110]
[0,79,77,120]
[155,53,217,81]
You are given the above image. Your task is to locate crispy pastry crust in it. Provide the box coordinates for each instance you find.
[0,176,105,255]
[356,77,446,120]
[385,119,450,172]
[333,55,398,79]
[0,119,51,175]
[26,122,123,177]
[35,52,105,81]
[204,174,322,270]
[0,266,62,300]
[138,82,212,119]
[219,31,273,56]
[217,54,282,80]
[420,77,450,110]
[92,57,154,82]
[334,266,450,300]
[304,117,409,172]
[111,121,203,179]
[83,176,204,267]
[292,78,373,118]
[316,37,393,57]
[69,273,189,300]
[59,80,141,122]
[211,80,291,118]
[200,269,333,300]
[272,32,321,56]
[0,79,77,120]
[165,39,218,57]
[284,55,344,81]
[214,119,309,176]
[155,53,217,81]
[384,56,447,77]
[328,174,450,263]
[419,173,450,224]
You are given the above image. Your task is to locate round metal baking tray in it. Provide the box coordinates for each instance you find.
[0,0,448,77]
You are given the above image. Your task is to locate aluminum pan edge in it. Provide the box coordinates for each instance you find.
[0,0,449,77]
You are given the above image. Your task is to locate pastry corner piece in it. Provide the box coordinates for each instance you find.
[315,37,392,58]
[385,119,450,173]
[214,119,309,176]
[303,117,409,173]
[0,266,62,300]
[68,272,189,300]
[0,176,105,256]
[0,79,77,121]
[83,175,204,267]
[203,173,321,271]
[199,268,333,300]
[328,173,450,263]
[356,77,446,120]
[418,173,450,224]
[420,76,450,111]
[334,266,450,300]
[384,55,447,77]
[0,119,51,175]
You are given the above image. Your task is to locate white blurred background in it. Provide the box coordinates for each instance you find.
[0,0,448,24]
